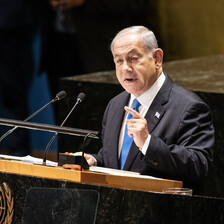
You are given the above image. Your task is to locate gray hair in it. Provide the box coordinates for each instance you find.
[110,26,158,57]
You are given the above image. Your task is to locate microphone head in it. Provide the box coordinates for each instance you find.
[55,91,67,101]
[77,92,86,103]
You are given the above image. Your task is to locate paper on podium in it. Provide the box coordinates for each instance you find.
[89,166,160,179]
[0,154,57,166]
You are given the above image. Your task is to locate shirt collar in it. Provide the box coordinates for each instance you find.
[130,72,166,108]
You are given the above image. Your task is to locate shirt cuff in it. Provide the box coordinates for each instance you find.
[140,134,151,155]
[93,157,97,166]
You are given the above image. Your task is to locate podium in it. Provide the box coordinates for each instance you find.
[21,188,99,224]
[0,159,182,193]
[0,159,224,224]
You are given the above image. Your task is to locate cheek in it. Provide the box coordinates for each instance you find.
[116,73,122,82]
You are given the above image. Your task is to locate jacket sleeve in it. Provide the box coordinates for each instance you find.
[144,101,214,182]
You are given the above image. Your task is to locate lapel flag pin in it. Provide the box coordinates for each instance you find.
[155,112,160,119]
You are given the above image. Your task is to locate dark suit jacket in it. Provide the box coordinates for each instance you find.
[93,74,214,187]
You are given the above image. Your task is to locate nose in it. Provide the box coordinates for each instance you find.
[122,61,132,73]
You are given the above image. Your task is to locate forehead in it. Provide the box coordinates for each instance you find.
[113,33,145,56]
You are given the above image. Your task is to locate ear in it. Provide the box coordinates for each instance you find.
[153,48,163,68]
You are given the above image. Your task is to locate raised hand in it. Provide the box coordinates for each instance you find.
[125,106,149,149]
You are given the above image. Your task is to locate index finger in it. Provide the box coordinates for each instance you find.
[124,106,142,119]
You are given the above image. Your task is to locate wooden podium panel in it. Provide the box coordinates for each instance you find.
[0,159,182,193]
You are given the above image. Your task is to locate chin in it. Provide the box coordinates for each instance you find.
[126,90,141,97]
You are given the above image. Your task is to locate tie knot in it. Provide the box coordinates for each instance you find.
[132,99,141,112]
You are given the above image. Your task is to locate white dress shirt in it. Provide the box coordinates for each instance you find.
[118,72,166,158]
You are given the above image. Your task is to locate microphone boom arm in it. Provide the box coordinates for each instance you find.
[0,118,99,139]
[0,90,66,143]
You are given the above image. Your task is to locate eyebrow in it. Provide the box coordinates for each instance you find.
[128,49,140,55]
[114,49,140,58]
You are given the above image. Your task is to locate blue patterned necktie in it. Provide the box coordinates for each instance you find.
[119,98,141,170]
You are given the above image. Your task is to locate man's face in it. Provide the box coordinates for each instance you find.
[113,33,162,97]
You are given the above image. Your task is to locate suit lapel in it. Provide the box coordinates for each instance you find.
[123,74,173,171]
[146,74,173,133]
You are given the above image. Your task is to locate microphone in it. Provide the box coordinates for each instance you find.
[42,92,86,165]
[0,91,66,143]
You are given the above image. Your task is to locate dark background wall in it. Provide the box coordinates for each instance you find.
[155,0,224,61]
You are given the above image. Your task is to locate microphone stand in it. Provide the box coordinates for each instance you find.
[81,132,96,171]
[0,100,54,142]
[0,91,66,143]
[42,93,86,165]
[0,118,99,169]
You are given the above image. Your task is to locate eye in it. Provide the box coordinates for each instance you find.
[115,59,123,64]
[131,56,138,61]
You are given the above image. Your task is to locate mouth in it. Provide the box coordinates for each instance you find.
[124,77,137,82]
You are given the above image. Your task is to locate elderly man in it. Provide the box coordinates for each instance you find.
[85,26,214,189]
